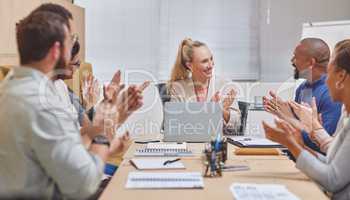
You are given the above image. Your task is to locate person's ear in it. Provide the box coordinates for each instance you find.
[310,57,317,67]
[50,41,61,61]
[185,62,193,72]
[337,69,347,83]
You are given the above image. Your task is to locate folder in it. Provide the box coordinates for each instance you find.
[227,136,284,148]
[234,148,280,155]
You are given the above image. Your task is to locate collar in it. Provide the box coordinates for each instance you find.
[12,66,49,81]
[304,74,327,88]
[11,66,56,93]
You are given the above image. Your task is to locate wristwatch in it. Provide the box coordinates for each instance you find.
[92,135,110,147]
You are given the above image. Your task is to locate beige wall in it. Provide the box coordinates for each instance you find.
[0,0,85,66]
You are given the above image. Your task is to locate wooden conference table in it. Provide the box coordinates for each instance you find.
[100,135,329,200]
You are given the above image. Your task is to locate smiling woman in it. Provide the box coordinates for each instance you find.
[168,38,241,135]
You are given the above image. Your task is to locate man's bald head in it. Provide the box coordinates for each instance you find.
[299,38,330,68]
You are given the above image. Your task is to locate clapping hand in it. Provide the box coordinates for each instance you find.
[289,97,323,133]
[109,131,131,155]
[114,81,150,128]
[263,91,295,120]
[82,74,101,111]
[262,118,304,148]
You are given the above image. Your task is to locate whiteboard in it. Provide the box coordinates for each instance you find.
[302,20,350,52]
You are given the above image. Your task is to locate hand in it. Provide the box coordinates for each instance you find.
[210,91,220,102]
[274,118,305,147]
[288,97,323,132]
[103,70,124,102]
[82,74,100,111]
[263,91,295,120]
[222,89,236,123]
[91,70,125,134]
[109,131,131,155]
[223,89,236,110]
[114,81,149,127]
[262,119,302,148]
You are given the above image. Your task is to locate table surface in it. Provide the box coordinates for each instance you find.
[99,140,329,200]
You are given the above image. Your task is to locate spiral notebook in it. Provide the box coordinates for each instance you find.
[126,172,204,189]
[134,143,193,157]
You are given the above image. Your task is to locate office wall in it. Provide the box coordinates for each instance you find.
[0,0,85,66]
[75,0,160,84]
[259,0,350,82]
[76,0,350,84]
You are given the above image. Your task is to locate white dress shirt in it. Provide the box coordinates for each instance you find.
[0,67,104,199]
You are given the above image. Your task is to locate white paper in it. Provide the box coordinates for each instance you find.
[130,158,185,170]
[230,183,300,200]
[233,136,282,146]
[126,172,204,189]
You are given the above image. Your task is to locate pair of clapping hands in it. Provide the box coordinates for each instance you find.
[262,91,323,147]
[83,70,150,154]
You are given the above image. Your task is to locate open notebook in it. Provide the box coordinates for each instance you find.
[130,158,185,170]
[126,172,204,189]
[134,142,193,157]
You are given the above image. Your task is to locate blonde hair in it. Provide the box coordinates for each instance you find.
[169,38,207,82]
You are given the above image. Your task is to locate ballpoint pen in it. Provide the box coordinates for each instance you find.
[163,158,181,166]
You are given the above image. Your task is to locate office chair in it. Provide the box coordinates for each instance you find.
[237,101,250,136]
[156,82,171,105]
[155,82,171,132]
[224,101,251,136]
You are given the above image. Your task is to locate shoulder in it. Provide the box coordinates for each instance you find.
[169,78,192,94]
[296,80,308,91]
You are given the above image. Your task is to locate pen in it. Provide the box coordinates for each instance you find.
[134,140,160,144]
[163,158,181,166]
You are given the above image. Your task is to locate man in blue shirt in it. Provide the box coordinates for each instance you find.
[263,38,342,153]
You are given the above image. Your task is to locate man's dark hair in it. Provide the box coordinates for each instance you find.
[71,40,80,59]
[16,11,68,65]
[334,39,350,74]
[31,3,73,29]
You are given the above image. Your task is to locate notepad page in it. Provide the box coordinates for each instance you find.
[233,137,281,146]
[230,183,300,200]
[126,172,204,189]
[130,158,185,170]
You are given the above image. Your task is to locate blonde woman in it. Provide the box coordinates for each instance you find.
[169,38,241,134]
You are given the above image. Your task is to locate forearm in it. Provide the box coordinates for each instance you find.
[89,144,109,163]
[310,128,333,153]
[285,140,304,159]
[80,126,103,141]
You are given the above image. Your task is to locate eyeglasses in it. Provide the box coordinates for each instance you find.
[71,33,79,44]
[71,60,81,68]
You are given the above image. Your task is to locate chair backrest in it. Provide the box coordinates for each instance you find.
[0,71,4,81]
[156,82,171,105]
[0,65,14,82]
[237,101,250,135]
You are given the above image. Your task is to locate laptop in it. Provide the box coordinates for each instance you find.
[163,102,223,143]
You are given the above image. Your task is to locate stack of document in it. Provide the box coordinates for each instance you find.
[230,183,300,200]
[130,158,185,170]
[126,172,204,189]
